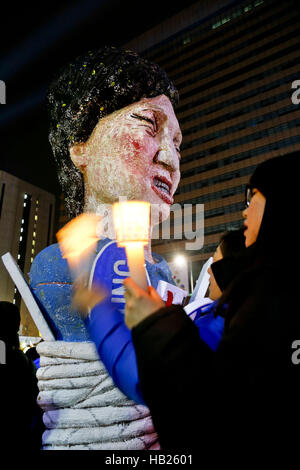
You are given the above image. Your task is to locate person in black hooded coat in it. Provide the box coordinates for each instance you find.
[123,152,300,456]
[0,301,44,452]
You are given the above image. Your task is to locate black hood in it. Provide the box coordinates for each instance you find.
[249,153,298,256]
[214,153,299,320]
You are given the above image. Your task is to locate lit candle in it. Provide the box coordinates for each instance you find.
[56,213,101,281]
[112,201,150,291]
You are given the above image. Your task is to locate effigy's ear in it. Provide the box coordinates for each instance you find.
[69,142,88,171]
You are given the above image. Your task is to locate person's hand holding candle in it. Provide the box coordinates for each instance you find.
[124,278,165,329]
[113,201,165,327]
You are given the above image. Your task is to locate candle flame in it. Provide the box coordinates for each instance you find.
[56,213,101,271]
[112,201,150,246]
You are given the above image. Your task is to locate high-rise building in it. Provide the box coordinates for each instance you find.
[0,171,55,335]
[125,0,300,288]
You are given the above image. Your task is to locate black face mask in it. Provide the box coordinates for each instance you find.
[211,243,256,294]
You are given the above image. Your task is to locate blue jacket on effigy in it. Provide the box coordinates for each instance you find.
[30,238,224,405]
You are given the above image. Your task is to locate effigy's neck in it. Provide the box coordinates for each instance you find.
[83,196,155,264]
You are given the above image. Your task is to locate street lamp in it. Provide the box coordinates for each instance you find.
[174,254,186,267]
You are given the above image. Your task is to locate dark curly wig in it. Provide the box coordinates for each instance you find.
[47,46,179,219]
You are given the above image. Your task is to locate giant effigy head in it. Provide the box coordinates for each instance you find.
[48,46,182,223]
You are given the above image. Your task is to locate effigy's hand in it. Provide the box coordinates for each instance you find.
[124,277,165,330]
[72,278,107,317]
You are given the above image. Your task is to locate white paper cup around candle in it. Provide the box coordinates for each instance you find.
[112,201,150,291]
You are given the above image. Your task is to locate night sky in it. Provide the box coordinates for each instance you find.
[0,0,200,197]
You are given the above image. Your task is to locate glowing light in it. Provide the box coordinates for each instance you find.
[56,213,101,273]
[113,201,150,291]
[35,215,38,221]
[112,201,150,246]
[174,254,186,267]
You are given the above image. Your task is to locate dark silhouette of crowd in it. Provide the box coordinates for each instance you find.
[0,301,44,452]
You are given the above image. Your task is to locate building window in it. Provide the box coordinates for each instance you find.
[14,193,32,307]
[0,183,5,218]
[31,199,39,264]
